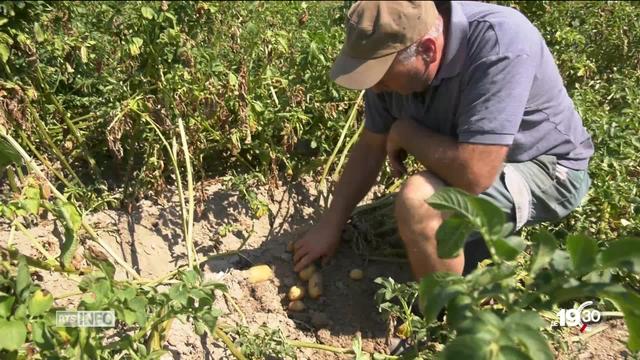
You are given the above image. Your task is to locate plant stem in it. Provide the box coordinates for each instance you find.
[54,290,84,300]
[215,327,247,360]
[24,105,85,186]
[14,221,57,264]
[178,117,197,267]
[0,245,77,273]
[34,66,102,179]
[7,167,19,193]
[319,90,364,205]
[287,340,350,353]
[7,222,16,248]
[139,113,190,266]
[0,126,141,280]
[332,119,364,182]
[223,292,247,325]
[19,130,74,189]
[287,339,400,359]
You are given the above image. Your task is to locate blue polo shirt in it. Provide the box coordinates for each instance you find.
[364,1,594,170]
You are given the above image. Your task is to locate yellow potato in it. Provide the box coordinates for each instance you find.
[288,300,305,312]
[349,268,364,280]
[308,272,323,299]
[286,241,295,253]
[288,286,305,301]
[298,264,316,281]
[246,265,274,284]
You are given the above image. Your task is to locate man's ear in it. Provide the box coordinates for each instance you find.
[417,36,437,64]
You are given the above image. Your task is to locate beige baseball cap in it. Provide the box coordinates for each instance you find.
[330,1,439,90]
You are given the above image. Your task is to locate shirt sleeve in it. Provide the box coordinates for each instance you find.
[364,90,395,134]
[457,53,536,145]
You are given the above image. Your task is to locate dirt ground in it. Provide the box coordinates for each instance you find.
[0,177,633,359]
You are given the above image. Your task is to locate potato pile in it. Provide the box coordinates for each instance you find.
[285,240,364,312]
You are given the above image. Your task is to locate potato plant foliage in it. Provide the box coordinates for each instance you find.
[0,254,225,359]
[375,188,640,359]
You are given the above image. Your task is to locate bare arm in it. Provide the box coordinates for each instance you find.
[388,118,508,194]
[293,128,387,271]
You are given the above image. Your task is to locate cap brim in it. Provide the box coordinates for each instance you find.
[330,48,396,90]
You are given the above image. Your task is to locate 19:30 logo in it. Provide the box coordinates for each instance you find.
[555,301,602,332]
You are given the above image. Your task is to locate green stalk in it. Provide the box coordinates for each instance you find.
[0,245,78,273]
[14,221,57,265]
[54,290,84,300]
[25,105,85,186]
[34,66,102,179]
[6,166,19,193]
[6,222,16,248]
[107,94,144,132]
[332,119,364,182]
[215,327,247,360]
[177,117,197,267]
[319,91,364,202]
[0,126,141,280]
[19,130,74,189]
[286,340,400,359]
[139,113,189,263]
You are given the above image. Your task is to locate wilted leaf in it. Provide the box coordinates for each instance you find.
[129,37,143,56]
[85,251,116,279]
[28,290,53,316]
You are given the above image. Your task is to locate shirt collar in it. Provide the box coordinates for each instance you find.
[432,2,469,86]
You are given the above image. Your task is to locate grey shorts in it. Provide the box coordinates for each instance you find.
[463,155,591,274]
[480,155,591,229]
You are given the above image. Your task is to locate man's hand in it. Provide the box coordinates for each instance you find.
[387,119,409,177]
[293,224,341,272]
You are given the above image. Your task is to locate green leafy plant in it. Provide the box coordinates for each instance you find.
[375,188,640,359]
[0,254,226,359]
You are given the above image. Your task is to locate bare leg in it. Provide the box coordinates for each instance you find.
[394,171,465,280]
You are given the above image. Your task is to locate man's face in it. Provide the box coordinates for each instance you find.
[370,53,432,95]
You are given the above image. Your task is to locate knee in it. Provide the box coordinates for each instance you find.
[394,172,446,228]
